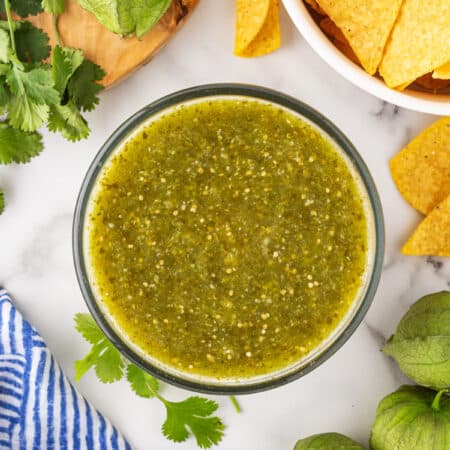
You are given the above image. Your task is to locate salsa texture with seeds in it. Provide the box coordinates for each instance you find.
[87,99,369,379]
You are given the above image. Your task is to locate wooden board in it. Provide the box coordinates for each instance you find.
[28,0,197,87]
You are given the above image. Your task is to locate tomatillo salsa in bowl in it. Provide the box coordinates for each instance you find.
[73,84,384,394]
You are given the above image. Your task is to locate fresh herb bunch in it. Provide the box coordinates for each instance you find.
[74,313,226,448]
[0,0,104,214]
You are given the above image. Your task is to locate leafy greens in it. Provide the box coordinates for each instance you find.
[75,313,225,448]
[0,0,105,215]
[0,0,43,17]
[76,0,172,38]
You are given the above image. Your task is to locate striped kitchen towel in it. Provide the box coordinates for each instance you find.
[0,288,132,450]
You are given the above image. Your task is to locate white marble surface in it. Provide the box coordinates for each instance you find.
[0,2,449,449]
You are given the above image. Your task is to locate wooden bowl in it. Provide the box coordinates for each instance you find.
[28,0,197,87]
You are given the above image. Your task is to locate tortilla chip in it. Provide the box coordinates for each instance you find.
[332,38,360,65]
[316,0,403,75]
[235,0,270,54]
[319,17,347,44]
[380,0,450,88]
[316,17,360,65]
[433,61,450,80]
[415,73,450,92]
[234,0,280,58]
[396,82,412,91]
[390,117,450,215]
[304,0,325,15]
[402,194,450,257]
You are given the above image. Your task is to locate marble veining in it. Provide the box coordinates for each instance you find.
[0,1,448,449]
[370,101,400,119]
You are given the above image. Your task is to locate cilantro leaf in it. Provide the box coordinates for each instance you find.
[68,59,105,112]
[4,64,57,132]
[8,95,49,131]
[74,340,124,383]
[52,45,84,94]
[0,189,4,214]
[162,397,225,448]
[0,19,51,63]
[73,313,226,448]
[7,65,59,105]
[74,313,104,344]
[74,312,125,383]
[0,80,10,113]
[94,344,124,383]
[0,121,43,164]
[74,341,102,381]
[42,0,65,14]
[126,364,159,398]
[0,0,43,17]
[48,103,89,141]
[49,46,89,141]
[0,29,10,63]
[15,21,50,63]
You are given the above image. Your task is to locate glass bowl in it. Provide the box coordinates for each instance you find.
[73,84,385,394]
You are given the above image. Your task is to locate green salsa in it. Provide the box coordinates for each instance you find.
[87,99,369,379]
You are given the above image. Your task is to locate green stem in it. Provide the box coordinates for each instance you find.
[52,14,62,46]
[230,395,241,413]
[3,0,16,55]
[155,392,168,405]
[431,389,447,412]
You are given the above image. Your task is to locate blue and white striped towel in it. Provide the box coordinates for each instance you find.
[0,288,132,450]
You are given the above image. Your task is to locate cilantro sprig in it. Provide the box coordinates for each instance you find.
[0,0,105,214]
[0,0,43,17]
[74,313,227,448]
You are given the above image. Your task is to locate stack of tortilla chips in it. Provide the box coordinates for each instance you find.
[308,0,450,92]
[390,118,450,257]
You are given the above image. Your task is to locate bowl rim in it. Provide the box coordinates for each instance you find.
[73,83,385,395]
[282,0,450,116]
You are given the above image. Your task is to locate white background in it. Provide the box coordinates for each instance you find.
[1,1,449,449]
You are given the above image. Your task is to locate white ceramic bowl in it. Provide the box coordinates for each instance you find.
[283,0,450,115]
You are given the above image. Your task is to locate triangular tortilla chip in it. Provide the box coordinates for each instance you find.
[402,195,450,257]
[380,0,450,88]
[235,0,280,58]
[318,17,360,65]
[234,0,270,54]
[319,17,347,44]
[433,61,450,80]
[390,117,450,215]
[396,81,412,91]
[332,38,360,65]
[237,0,280,57]
[316,0,403,75]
